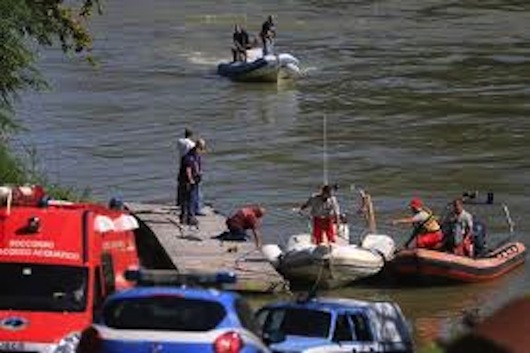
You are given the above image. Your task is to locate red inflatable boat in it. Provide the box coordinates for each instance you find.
[388,241,526,283]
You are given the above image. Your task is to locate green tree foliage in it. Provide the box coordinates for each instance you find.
[0,0,100,133]
[0,144,24,183]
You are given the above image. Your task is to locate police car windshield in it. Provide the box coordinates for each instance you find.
[262,307,331,338]
[103,296,226,331]
[0,264,88,312]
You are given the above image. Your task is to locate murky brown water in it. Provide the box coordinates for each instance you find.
[12,0,530,347]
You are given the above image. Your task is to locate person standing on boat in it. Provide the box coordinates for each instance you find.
[232,24,251,62]
[392,198,444,249]
[176,128,195,207]
[259,15,276,55]
[299,184,341,245]
[448,198,474,257]
[223,206,266,248]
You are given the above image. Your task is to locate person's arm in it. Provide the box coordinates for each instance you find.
[186,165,195,185]
[251,228,262,248]
[299,196,312,211]
[392,216,415,225]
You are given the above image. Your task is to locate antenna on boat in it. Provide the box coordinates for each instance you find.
[323,115,328,185]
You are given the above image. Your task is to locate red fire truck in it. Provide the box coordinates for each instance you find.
[0,185,140,353]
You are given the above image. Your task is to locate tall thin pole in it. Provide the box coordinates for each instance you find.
[323,115,328,185]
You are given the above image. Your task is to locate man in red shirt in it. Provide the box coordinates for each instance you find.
[224,206,265,248]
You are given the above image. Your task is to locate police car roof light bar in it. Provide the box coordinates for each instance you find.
[124,269,237,287]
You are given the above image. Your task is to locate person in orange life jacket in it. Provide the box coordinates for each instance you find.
[448,198,474,257]
[225,206,265,248]
[299,184,341,245]
[392,197,444,249]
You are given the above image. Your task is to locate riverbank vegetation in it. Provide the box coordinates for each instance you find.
[1,0,100,193]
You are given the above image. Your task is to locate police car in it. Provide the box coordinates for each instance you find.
[256,295,414,353]
[77,270,271,353]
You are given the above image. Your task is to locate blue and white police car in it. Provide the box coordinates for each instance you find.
[77,270,270,353]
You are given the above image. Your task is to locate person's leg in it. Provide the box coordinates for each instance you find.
[313,217,324,244]
[227,226,249,241]
[176,179,182,207]
[325,218,336,243]
[260,35,267,55]
[417,231,443,249]
[192,183,202,215]
[187,184,198,225]
[180,184,190,223]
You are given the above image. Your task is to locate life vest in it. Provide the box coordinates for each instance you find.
[415,207,441,234]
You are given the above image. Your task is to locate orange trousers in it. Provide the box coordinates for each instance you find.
[312,217,336,244]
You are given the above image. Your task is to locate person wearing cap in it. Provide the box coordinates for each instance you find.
[392,197,443,249]
[178,139,205,226]
[224,206,265,248]
[299,184,341,245]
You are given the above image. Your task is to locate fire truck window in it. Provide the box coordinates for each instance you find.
[0,264,88,312]
[101,253,115,293]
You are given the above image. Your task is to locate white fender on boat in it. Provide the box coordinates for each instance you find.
[286,233,313,252]
[284,62,301,77]
[361,234,396,261]
[278,53,299,66]
[261,244,283,267]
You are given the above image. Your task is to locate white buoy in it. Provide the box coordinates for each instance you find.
[261,244,283,267]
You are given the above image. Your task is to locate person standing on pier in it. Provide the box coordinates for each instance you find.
[176,128,195,207]
[178,139,205,226]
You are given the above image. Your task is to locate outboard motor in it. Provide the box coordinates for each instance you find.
[473,220,487,257]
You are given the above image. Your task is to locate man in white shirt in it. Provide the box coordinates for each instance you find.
[177,128,195,158]
[176,128,195,207]
[299,184,340,244]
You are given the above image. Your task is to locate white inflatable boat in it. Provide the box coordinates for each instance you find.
[217,48,301,83]
[262,231,395,289]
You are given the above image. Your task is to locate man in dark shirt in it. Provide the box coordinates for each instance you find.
[178,143,202,226]
[232,24,250,62]
[259,15,276,55]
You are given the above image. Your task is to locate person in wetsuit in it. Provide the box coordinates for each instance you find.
[259,15,276,55]
[232,24,250,62]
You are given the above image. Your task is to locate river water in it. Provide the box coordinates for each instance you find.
[12,0,530,348]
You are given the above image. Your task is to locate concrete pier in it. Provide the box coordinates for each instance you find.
[126,202,288,293]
